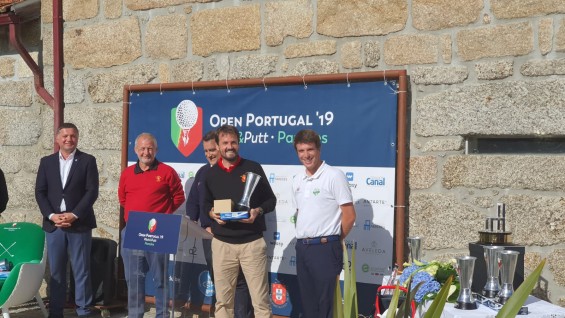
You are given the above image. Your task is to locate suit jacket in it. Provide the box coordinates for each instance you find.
[35,149,99,232]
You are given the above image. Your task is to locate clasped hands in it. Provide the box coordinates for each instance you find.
[51,212,77,228]
[208,207,262,225]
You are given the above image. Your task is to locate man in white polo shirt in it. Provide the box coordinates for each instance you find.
[291,129,356,318]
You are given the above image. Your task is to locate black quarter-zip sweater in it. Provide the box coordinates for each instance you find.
[203,158,276,244]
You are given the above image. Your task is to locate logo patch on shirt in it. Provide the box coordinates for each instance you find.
[312,188,320,196]
[241,174,247,183]
[156,176,162,183]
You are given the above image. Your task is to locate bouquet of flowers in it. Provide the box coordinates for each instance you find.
[398,259,459,304]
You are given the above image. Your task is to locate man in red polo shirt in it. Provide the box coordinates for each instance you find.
[118,132,185,318]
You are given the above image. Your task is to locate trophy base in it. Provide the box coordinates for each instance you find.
[455,301,478,310]
[220,212,249,221]
[498,296,510,305]
[482,289,499,298]
[478,231,512,244]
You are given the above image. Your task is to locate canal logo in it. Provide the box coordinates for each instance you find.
[171,100,203,157]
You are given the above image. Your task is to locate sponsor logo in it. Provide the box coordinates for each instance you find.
[366,177,386,186]
[290,215,296,224]
[268,173,289,184]
[188,171,195,178]
[312,188,320,196]
[363,220,385,231]
[198,271,215,297]
[273,232,280,240]
[356,199,387,206]
[360,263,388,277]
[170,100,203,157]
[148,219,157,233]
[346,172,354,182]
[271,283,288,307]
[241,174,247,183]
[361,241,387,255]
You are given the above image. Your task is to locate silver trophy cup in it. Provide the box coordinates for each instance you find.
[483,246,505,298]
[236,172,262,211]
[498,250,520,304]
[407,236,422,263]
[455,256,478,310]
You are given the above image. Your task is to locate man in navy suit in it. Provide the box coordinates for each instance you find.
[35,123,99,318]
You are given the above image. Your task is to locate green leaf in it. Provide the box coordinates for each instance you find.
[397,279,423,318]
[386,285,400,318]
[423,275,453,318]
[333,274,343,318]
[496,259,546,318]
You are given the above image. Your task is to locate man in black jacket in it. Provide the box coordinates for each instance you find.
[0,167,7,213]
[35,123,99,318]
[204,125,276,318]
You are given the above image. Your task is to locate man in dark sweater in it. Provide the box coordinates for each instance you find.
[204,125,276,318]
[186,130,253,318]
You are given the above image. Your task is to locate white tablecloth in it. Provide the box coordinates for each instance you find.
[419,296,565,318]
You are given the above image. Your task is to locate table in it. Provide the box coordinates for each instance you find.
[419,296,565,318]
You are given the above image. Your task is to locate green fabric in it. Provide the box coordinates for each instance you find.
[0,222,45,307]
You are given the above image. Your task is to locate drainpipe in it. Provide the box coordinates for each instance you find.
[5,0,64,151]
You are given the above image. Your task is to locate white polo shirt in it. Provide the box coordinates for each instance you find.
[292,161,353,239]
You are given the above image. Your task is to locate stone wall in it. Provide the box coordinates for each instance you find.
[1,0,565,305]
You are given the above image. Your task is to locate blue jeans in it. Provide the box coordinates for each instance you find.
[121,228,167,318]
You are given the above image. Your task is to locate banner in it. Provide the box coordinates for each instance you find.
[126,79,399,315]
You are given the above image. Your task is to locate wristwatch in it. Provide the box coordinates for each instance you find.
[257,207,264,216]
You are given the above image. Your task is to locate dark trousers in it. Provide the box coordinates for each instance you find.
[203,238,253,318]
[46,228,93,317]
[296,240,343,318]
[121,228,167,318]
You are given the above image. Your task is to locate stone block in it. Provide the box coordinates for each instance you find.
[475,60,513,80]
[443,155,565,191]
[521,59,565,76]
[539,18,553,56]
[409,156,437,190]
[265,0,313,46]
[231,55,278,80]
[384,34,438,65]
[87,64,157,103]
[411,66,468,85]
[145,14,187,60]
[421,137,464,152]
[206,56,230,81]
[491,0,565,19]
[409,193,483,249]
[0,81,32,107]
[94,188,121,230]
[341,41,362,69]
[42,27,53,66]
[456,22,533,61]
[0,108,40,146]
[4,172,40,211]
[558,18,565,52]
[502,195,565,246]
[104,0,122,19]
[414,79,565,136]
[15,51,38,78]
[440,34,452,64]
[125,0,196,11]
[317,0,408,37]
[171,60,204,83]
[363,40,380,68]
[43,68,85,104]
[191,5,260,57]
[0,147,46,174]
[548,250,565,287]
[0,56,15,78]
[64,106,122,150]
[412,0,482,31]
[290,59,339,76]
[159,63,170,83]
[65,17,142,69]
[284,40,336,59]
[42,0,99,23]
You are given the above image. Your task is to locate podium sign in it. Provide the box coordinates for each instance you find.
[123,211,184,254]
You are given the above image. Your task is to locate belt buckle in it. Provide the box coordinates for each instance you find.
[320,237,328,244]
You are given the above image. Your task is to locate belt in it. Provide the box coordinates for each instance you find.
[297,235,340,245]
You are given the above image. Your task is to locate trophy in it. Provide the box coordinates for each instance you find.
[479,203,512,244]
[483,246,504,298]
[498,250,520,304]
[407,236,422,263]
[236,172,261,212]
[455,256,478,310]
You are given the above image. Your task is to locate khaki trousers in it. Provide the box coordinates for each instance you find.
[212,237,272,318]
